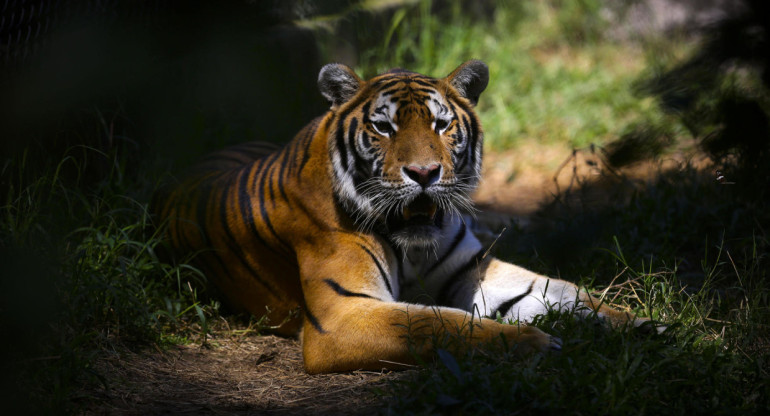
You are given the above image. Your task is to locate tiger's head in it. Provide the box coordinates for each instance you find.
[318,61,489,249]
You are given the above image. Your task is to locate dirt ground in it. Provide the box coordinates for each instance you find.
[77,142,704,415]
[79,333,403,415]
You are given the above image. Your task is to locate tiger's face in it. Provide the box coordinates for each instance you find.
[318,61,489,249]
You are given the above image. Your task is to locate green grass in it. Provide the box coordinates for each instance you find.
[384,314,767,414]
[348,0,686,150]
[0,144,217,413]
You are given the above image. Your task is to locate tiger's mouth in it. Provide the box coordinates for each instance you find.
[387,194,442,232]
[401,194,438,223]
[382,193,449,248]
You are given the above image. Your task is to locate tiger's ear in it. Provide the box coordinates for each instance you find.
[318,63,362,109]
[446,60,489,106]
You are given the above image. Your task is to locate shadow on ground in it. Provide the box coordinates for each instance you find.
[78,334,401,415]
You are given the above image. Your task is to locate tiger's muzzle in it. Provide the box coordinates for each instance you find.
[386,191,444,249]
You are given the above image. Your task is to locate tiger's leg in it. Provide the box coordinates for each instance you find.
[424,218,650,329]
[471,258,651,328]
[296,238,560,374]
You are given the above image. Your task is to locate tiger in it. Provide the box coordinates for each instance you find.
[153,60,651,374]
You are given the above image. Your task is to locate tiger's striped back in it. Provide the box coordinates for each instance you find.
[154,118,327,335]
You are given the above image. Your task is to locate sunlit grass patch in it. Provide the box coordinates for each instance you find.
[345,0,694,151]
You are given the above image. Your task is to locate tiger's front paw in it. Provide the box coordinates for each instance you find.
[548,334,563,351]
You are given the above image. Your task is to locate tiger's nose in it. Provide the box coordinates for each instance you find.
[403,164,441,189]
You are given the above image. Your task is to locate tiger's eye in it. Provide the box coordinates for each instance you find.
[373,121,394,136]
[435,118,449,133]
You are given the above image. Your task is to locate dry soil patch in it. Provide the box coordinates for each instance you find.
[79,334,401,415]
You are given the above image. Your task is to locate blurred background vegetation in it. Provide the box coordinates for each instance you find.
[1,0,768,413]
